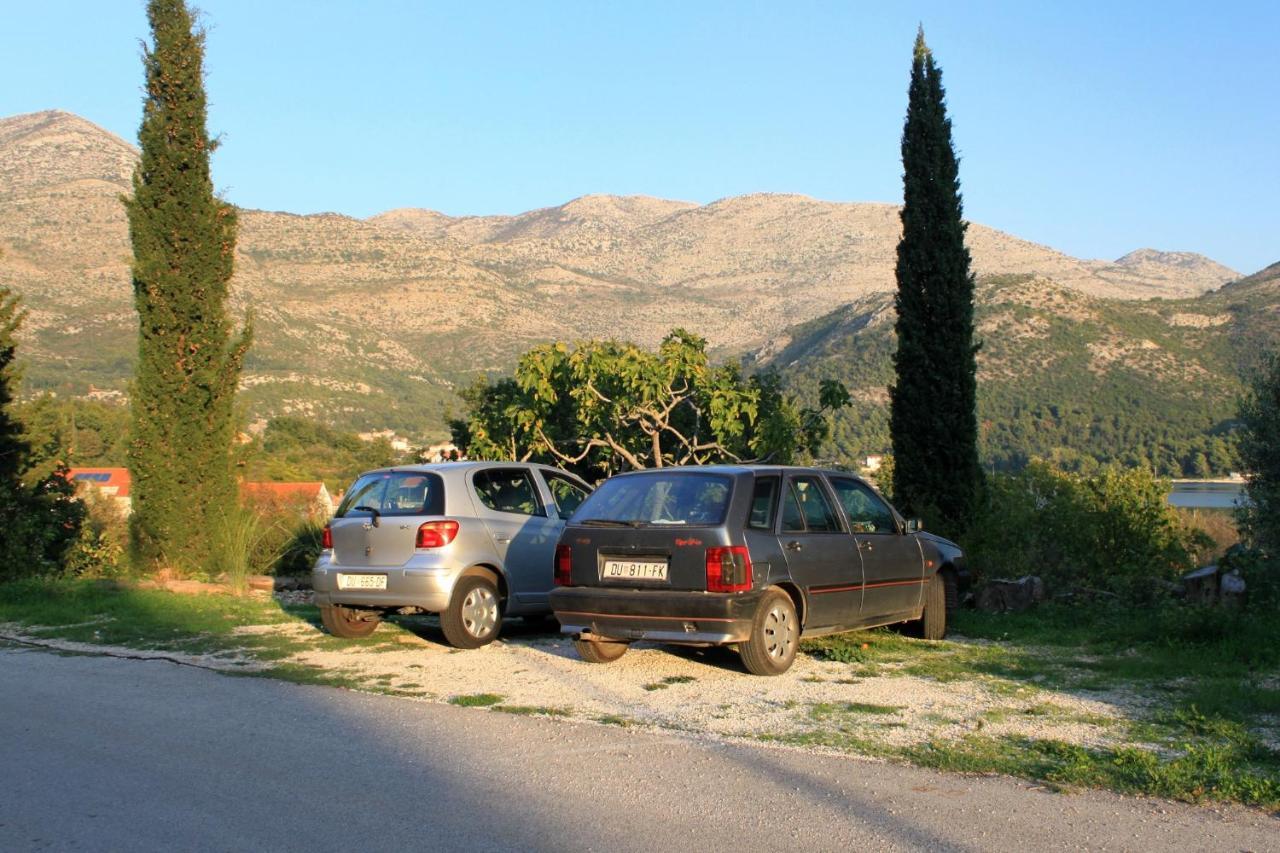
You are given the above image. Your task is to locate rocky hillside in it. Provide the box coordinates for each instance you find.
[0,109,1247,438]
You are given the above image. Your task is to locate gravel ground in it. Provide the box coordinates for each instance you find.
[287,624,1131,749]
[2,591,1140,753]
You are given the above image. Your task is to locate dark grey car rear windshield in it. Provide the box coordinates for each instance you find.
[337,471,445,517]
[572,472,733,526]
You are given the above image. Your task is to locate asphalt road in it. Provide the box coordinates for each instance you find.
[2,645,1275,852]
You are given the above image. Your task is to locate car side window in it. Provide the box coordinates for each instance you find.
[472,468,545,517]
[782,476,842,533]
[544,472,589,520]
[830,477,897,534]
[748,477,779,530]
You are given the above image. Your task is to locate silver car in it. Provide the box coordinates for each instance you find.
[312,462,592,648]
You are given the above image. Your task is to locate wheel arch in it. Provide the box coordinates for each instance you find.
[458,563,509,609]
[772,581,808,629]
[936,563,960,613]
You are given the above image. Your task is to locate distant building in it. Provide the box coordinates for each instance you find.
[357,429,410,453]
[240,481,334,520]
[422,442,462,462]
[66,467,132,515]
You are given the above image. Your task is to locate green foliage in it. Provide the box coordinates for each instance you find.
[889,30,982,539]
[125,0,251,573]
[62,486,130,578]
[0,287,85,580]
[207,505,287,591]
[963,462,1203,600]
[454,329,848,479]
[1237,351,1280,555]
[16,397,130,478]
[238,416,403,494]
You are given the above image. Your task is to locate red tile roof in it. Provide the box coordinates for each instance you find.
[241,482,327,500]
[67,467,131,497]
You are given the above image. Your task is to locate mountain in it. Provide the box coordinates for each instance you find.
[0,109,1251,442]
[761,265,1280,475]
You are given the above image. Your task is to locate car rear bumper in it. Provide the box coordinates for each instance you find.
[312,552,456,612]
[550,587,763,645]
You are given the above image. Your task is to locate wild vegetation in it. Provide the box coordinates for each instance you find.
[961,463,1208,600]
[125,0,251,573]
[0,286,84,581]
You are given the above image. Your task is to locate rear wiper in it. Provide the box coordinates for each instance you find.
[354,505,381,527]
[578,518,644,528]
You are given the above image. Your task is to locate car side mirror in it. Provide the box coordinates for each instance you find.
[904,518,923,534]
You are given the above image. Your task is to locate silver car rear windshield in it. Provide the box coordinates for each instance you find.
[337,471,445,518]
[572,472,733,527]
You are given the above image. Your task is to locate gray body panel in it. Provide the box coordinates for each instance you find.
[313,462,591,617]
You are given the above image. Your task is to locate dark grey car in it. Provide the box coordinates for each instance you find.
[549,465,966,675]
[313,462,591,648]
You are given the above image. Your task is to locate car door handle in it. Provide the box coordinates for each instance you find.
[786,540,803,552]
[858,541,874,552]
[494,536,512,544]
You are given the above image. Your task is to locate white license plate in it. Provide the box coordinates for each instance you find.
[601,559,669,581]
[337,573,388,591]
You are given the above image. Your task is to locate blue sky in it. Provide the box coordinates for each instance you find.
[4,1,1277,273]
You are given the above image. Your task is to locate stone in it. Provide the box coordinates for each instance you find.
[246,575,275,593]
[975,576,1046,613]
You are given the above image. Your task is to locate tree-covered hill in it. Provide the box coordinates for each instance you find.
[765,265,1280,476]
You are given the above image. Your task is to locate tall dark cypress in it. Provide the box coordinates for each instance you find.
[0,286,28,487]
[889,28,981,539]
[126,0,250,571]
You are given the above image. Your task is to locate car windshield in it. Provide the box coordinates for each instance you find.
[572,472,733,526]
[337,471,445,517]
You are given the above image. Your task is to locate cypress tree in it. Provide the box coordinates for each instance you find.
[125,0,250,571]
[0,286,28,487]
[889,28,982,539]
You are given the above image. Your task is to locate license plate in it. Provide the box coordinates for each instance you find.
[337,573,387,590]
[601,559,668,581]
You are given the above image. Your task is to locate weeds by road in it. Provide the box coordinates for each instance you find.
[2,578,1277,811]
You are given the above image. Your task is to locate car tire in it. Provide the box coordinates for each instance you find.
[574,637,630,663]
[440,574,503,649]
[915,572,948,640]
[739,588,799,676]
[319,603,381,639]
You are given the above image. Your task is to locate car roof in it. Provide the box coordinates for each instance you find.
[355,461,581,477]
[607,464,867,479]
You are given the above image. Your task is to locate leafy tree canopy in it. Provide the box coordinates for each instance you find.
[452,329,849,480]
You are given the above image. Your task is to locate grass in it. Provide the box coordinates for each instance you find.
[643,674,698,691]
[493,705,571,717]
[449,693,504,707]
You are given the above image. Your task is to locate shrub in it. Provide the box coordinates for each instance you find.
[63,487,130,578]
[206,506,287,591]
[963,462,1203,602]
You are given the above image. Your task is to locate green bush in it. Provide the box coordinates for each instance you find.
[963,462,1203,601]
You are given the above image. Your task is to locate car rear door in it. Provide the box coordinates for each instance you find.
[469,466,562,610]
[828,476,925,623]
[775,474,863,630]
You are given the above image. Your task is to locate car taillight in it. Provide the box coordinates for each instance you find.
[554,544,573,586]
[416,520,460,549]
[321,525,333,550]
[706,546,752,593]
